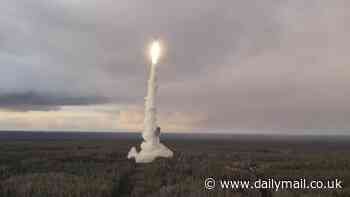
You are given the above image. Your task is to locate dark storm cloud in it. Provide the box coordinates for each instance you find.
[1,0,350,132]
[0,92,109,111]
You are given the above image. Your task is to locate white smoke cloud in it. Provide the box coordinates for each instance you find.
[128,44,173,163]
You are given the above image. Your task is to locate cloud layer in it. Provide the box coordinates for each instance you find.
[1,0,350,133]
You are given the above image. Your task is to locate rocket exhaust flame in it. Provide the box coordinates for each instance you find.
[150,41,161,65]
[127,40,173,163]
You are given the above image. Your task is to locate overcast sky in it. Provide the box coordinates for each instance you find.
[0,0,349,134]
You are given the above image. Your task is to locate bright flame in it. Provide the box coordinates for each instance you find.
[150,41,161,64]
